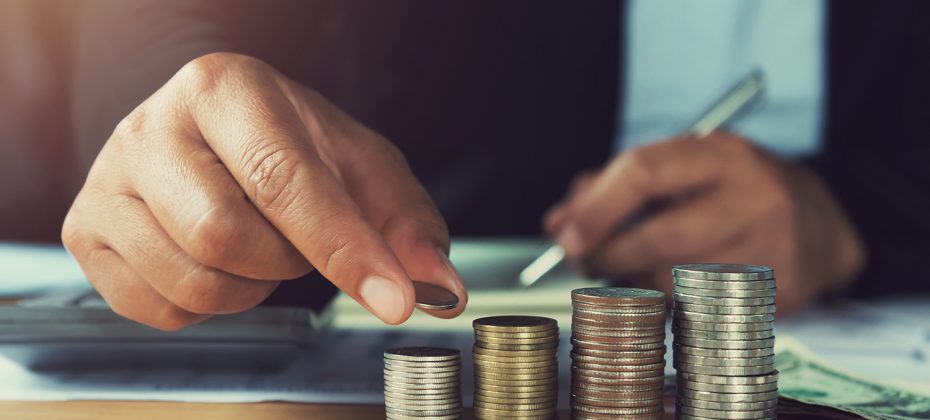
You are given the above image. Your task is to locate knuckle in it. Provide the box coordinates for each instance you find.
[178,52,270,98]
[320,235,353,277]
[620,150,656,194]
[242,143,303,212]
[175,266,228,314]
[187,205,245,268]
[175,266,270,314]
[144,306,198,332]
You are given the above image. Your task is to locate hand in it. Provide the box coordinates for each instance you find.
[62,52,467,330]
[545,132,865,314]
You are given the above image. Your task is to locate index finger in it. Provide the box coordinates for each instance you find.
[175,55,415,324]
[559,136,726,258]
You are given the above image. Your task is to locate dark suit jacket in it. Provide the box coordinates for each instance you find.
[2,1,928,308]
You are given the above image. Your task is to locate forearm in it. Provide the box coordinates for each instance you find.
[70,0,309,174]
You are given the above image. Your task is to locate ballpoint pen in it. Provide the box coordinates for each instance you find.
[516,70,765,288]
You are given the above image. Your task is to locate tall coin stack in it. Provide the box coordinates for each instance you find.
[472,316,559,419]
[570,287,667,420]
[383,347,463,420]
[672,264,779,420]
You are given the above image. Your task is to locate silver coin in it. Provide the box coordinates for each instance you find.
[672,264,774,281]
[674,285,776,299]
[674,292,775,306]
[674,344,773,358]
[385,407,462,417]
[679,396,778,411]
[673,311,774,323]
[672,319,773,332]
[570,353,666,365]
[384,390,460,400]
[673,327,773,340]
[677,380,778,394]
[384,347,460,362]
[679,370,778,385]
[411,280,459,310]
[383,370,460,379]
[384,366,461,375]
[674,301,776,315]
[674,362,775,376]
[571,346,667,359]
[674,335,775,350]
[674,277,776,290]
[678,388,779,403]
[572,326,666,337]
[673,353,774,367]
[676,404,777,419]
[384,395,461,407]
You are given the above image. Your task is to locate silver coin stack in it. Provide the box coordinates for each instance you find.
[383,347,463,420]
[671,264,779,420]
[570,287,667,420]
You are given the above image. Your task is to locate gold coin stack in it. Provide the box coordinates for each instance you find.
[570,287,668,420]
[472,316,560,419]
[383,347,463,419]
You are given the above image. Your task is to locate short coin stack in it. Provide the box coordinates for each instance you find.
[672,263,779,419]
[570,287,667,420]
[383,347,463,419]
[472,316,559,419]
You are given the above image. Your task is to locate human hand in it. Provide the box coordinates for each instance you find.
[62,52,466,330]
[545,132,864,314]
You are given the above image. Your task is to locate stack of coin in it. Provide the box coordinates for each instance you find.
[472,316,559,419]
[383,347,462,419]
[672,263,779,420]
[570,287,667,420]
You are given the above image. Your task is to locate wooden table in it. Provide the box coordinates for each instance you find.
[0,402,389,420]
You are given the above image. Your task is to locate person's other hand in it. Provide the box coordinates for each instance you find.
[545,132,865,314]
[62,53,466,330]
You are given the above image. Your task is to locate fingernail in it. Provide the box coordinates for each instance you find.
[436,248,467,300]
[359,275,406,323]
[558,223,584,258]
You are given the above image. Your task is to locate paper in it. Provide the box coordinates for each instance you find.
[776,335,930,419]
[0,329,573,408]
[0,242,90,297]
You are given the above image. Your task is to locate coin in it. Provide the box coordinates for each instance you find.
[411,280,459,311]
[678,388,779,402]
[572,287,666,306]
[676,404,777,419]
[673,311,774,323]
[674,277,776,290]
[570,337,667,351]
[674,301,776,315]
[473,315,557,333]
[571,395,664,408]
[679,396,778,411]
[472,346,555,358]
[384,347,460,363]
[572,332,665,344]
[571,346,667,359]
[570,352,666,365]
[674,292,775,306]
[383,346,461,419]
[678,380,778,394]
[679,370,779,385]
[674,336,775,349]
[672,327,773,340]
[672,263,774,281]
[572,325,666,337]
[474,329,557,339]
[673,319,772,332]
[572,302,667,314]
[674,285,777,299]
[674,361,775,376]
[673,354,774,368]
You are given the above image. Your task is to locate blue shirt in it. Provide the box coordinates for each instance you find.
[618,0,826,158]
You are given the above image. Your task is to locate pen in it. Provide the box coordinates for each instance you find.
[516,70,765,288]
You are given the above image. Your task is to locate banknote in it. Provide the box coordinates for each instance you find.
[776,336,930,420]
